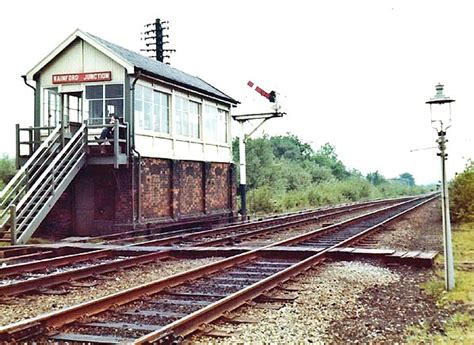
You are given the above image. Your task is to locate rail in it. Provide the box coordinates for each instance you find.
[0,194,436,342]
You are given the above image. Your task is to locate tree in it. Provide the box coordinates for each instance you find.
[366,171,387,186]
[398,172,415,187]
[312,143,350,180]
[269,134,314,161]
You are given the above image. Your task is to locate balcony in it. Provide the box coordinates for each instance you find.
[16,121,130,170]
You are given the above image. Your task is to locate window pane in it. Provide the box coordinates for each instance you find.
[135,85,143,100]
[189,102,199,138]
[218,109,228,143]
[86,85,103,99]
[175,107,182,135]
[89,100,103,125]
[143,87,152,102]
[105,99,123,118]
[204,104,218,142]
[144,102,152,130]
[162,94,170,133]
[182,110,189,136]
[154,104,161,132]
[105,84,123,98]
[174,96,184,136]
[161,107,169,133]
[135,100,144,129]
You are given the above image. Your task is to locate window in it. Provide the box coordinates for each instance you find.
[154,91,170,133]
[135,84,170,134]
[175,96,200,138]
[85,84,123,125]
[217,108,228,143]
[204,104,228,143]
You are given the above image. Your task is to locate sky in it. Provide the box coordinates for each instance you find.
[0,0,472,185]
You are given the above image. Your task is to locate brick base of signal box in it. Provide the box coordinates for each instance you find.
[36,158,237,238]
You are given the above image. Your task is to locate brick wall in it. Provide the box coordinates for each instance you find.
[114,167,133,223]
[36,185,74,239]
[141,158,172,219]
[38,158,236,239]
[93,170,116,221]
[206,163,230,211]
[179,161,204,215]
[139,159,235,221]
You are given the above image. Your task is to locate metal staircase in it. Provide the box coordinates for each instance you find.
[0,124,87,244]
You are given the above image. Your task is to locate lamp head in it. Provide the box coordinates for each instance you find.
[426,84,455,105]
[426,83,455,132]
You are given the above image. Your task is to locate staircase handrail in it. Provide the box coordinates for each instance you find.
[15,124,86,213]
[0,125,61,226]
[13,125,87,244]
[0,125,61,201]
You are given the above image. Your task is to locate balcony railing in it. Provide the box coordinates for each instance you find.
[15,121,130,170]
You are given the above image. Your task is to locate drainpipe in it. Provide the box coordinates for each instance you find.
[130,70,142,225]
[22,75,35,92]
[132,147,142,224]
[21,75,37,160]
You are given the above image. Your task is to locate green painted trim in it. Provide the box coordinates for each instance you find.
[124,71,133,148]
[34,77,41,127]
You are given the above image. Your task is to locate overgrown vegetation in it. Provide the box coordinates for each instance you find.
[233,134,430,214]
[406,161,474,343]
[407,222,474,343]
[0,154,16,190]
[450,160,474,223]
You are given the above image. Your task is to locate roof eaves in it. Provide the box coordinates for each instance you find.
[139,68,239,105]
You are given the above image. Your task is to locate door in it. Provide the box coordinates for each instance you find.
[63,92,83,125]
[44,88,62,128]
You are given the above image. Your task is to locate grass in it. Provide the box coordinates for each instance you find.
[407,222,474,344]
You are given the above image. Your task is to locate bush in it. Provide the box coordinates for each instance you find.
[0,154,16,187]
[281,190,308,210]
[233,133,429,215]
[248,186,276,214]
[450,160,474,223]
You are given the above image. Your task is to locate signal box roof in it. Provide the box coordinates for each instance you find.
[26,29,238,105]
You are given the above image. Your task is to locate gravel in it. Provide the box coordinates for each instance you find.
[1,199,456,343]
[366,200,443,251]
[192,261,400,343]
[191,199,460,343]
[325,264,465,343]
[237,205,392,247]
[0,257,220,326]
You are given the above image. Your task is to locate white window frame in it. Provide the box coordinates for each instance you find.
[84,83,124,125]
[174,95,202,140]
[203,102,230,145]
[134,83,171,136]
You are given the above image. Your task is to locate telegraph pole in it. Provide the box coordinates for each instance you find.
[141,18,176,63]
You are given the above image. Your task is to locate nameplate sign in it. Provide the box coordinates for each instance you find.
[52,71,112,84]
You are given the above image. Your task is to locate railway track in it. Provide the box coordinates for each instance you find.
[0,197,414,297]
[0,194,436,343]
[72,197,410,246]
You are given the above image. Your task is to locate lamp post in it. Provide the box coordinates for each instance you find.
[426,83,455,291]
